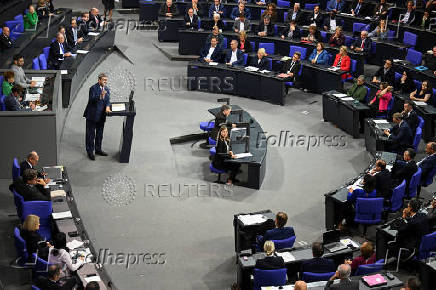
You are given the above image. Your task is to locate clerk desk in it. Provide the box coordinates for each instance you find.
[364,119,394,154]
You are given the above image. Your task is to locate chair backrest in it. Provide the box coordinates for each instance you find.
[421,166,436,187]
[259,43,275,55]
[387,95,395,113]
[272,235,296,250]
[243,53,248,65]
[406,48,423,65]
[320,31,327,42]
[289,45,307,60]
[197,18,201,29]
[253,268,287,290]
[38,54,47,70]
[250,41,255,51]
[277,0,290,7]
[408,167,422,198]
[413,127,422,150]
[353,23,366,34]
[12,157,21,181]
[418,231,436,260]
[222,37,227,49]
[32,286,41,290]
[354,198,384,224]
[388,30,395,39]
[283,12,288,22]
[32,253,50,275]
[21,201,52,239]
[418,115,425,129]
[394,72,401,84]
[390,179,406,212]
[403,31,417,47]
[301,272,335,283]
[43,47,50,60]
[14,227,28,265]
[32,57,40,70]
[350,59,357,75]
[354,259,385,276]
[274,25,278,36]
[0,95,6,111]
[345,35,354,47]
[414,79,422,91]
[265,58,272,71]
[304,3,319,10]
[12,189,24,218]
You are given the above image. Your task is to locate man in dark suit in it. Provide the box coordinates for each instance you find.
[286,3,303,25]
[418,142,436,182]
[66,18,84,48]
[257,16,274,37]
[159,0,179,17]
[350,30,371,55]
[77,13,89,35]
[184,8,199,29]
[323,11,338,32]
[225,39,244,66]
[391,148,418,193]
[0,26,13,52]
[10,169,51,201]
[199,36,222,63]
[384,113,413,153]
[402,100,420,134]
[83,73,111,160]
[230,3,251,20]
[278,51,302,85]
[350,0,369,17]
[48,33,72,70]
[400,1,416,25]
[88,8,103,31]
[325,264,359,290]
[36,265,75,290]
[372,59,395,86]
[5,86,35,111]
[210,104,235,140]
[251,48,269,70]
[308,5,324,29]
[20,151,48,180]
[370,159,393,200]
[257,212,295,248]
[185,0,202,17]
[208,0,224,18]
[300,242,335,274]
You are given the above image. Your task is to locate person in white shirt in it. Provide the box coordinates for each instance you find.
[225,39,243,66]
[48,233,85,277]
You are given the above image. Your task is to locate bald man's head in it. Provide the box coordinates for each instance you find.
[294,281,307,290]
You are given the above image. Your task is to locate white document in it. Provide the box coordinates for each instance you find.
[245,66,259,72]
[414,101,427,106]
[61,70,68,75]
[88,32,100,36]
[70,248,92,262]
[328,66,340,71]
[36,88,43,94]
[67,239,84,250]
[32,77,45,82]
[276,251,295,262]
[35,105,48,111]
[76,50,89,54]
[340,238,359,248]
[111,103,126,112]
[50,190,66,198]
[238,214,266,225]
[234,152,253,159]
[25,94,40,101]
[209,62,218,66]
[52,211,72,220]
[386,165,393,171]
[259,69,270,73]
[392,59,402,63]
[341,97,355,101]
[333,93,347,98]
[84,275,101,283]
[373,119,389,124]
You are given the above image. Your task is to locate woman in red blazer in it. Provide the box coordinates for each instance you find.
[332,45,351,80]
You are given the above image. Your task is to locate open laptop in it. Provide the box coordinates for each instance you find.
[43,166,63,181]
[323,230,347,253]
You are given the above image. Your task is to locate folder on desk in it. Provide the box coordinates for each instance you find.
[52,211,72,220]
[238,214,266,225]
[414,66,428,71]
[66,239,84,250]
[333,93,347,98]
[50,190,66,198]
[112,103,126,112]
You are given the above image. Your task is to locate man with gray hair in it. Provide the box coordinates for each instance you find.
[346,75,367,102]
[48,32,72,69]
[325,264,359,289]
[351,30,371,54]
[83,73,112,160]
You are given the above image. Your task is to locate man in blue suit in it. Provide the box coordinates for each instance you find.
[200,36,222,63]
[384,113,413,154]
[326,0,345,13]
[5,86,35,111]
[418,142,436,182]
[208,0,224,18]
[83,73,111,160]
[257,212,295,248]
[230,3,251,20]
[225,39,244,66]
[300,242,335,275]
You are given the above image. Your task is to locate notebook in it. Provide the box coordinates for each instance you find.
[362,274,387,287]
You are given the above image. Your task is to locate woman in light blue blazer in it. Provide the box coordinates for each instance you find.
[308,42,329,65]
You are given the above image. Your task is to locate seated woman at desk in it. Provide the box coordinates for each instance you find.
[20,214,51,261]
[24,5,38,30]
[344,241,376,273]
[368,19,387,40]
[212,125,241,185]
[261,3,278,23]
[254,241,285,270]
[328,26,345,47]
[410,80,432,103]
[208,13,224,31]
[49,232,85,277]
[369,82,393,117]
[280,20,300,40]
[238,31,252,53]
[347,174,377,204]
[397,70,416,94]
[332,46,351,80]
[308,42,329,65]
[2,70,14,96]
[301,24,321,43]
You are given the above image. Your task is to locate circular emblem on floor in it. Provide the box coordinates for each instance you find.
[101,174,136,207]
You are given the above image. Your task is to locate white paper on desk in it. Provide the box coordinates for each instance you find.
[70,248,92,262]
[61,70,68,75]
[259,69,270,73]
[340,238,359,248]
[35,105,48,111]
[352,178,363,188]
[234,152,253,159]
[32,77,46,82]
[84,275,101,283]
[386,165,393,171]
[111,103,126,112]
[67,239,84,250]
[51,190,66,198]
[414,101,427,106]
[231,127,245,131]
[52,211,72,220]
[245,66,259,72]
[70,53,77,58]
[25,94,40,101]
[88,32,100,36]
[36,88,43,94]
[365,16,372,20]
[76,50,89,54]
[276,251,295,262]
[393,59,402,63]
[238,214,266,225]
[373,119,389,124]
[333,93,347,98]
[341,97,355,101]
[328,67,340,71]
[209,62,218,66]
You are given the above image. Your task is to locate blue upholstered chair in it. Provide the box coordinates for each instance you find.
[354,198,384,235]
[413,127,422,150]
[408,167,421,198]
[14,227,28,266]
[253,268,287,290]
[22,201,53,240]
[301,272,335,283]
[209,163,226,183]
[354,259,385,276]
[406,48,422,65]
[272,235,296,250]
[12,157,21,181]
[259,43,274,55]
[387,180,406,212]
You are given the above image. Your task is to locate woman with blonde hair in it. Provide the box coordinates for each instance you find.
[238,30,252,53]
[332,46,351,80]
[255,241,285,269]
[212,125,241,185]
[21,214,51,260]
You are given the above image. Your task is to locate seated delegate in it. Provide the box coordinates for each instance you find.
[280,20,300,40]
[10,54,36,89]
[48,33,72,70]
[257,212,295,248]
[225,40,244,67]
[212,125,241,185]
[401,100,419,134]
[0,26,13,52]
[344,241,376,274]
[11,169,51,202]
[397,71,416,95]
[301,24,321,43]
[250,48,269,70]
[261,3,278,23]
[206,26,224,49]
[347,75,367,102]
[5,86,36,111]
[185,8,199,30]
[209,13,224,31]
[383,113,414,153]
[410,80,432,103]
[347,174,377,204]
[159,0,179,18]
[308,43,329,65]
[231,3,251,20]
[255,241,285,270]
[24,4,38,30]
[49,232,85,277]
[391,148,418,194]
[20,214,51,260]
[368,82,392,117]
[368,19,388,40]
[369,159,393,201]
[300,242,335,274]
[233,13,250,33]
[199,36,222,63]
[308,5,324,29]
[418,142,436,183]
[238,31,251,53]
[372,59,395,86]
[332,46,351,80]
[278,52,302,86]
[2,70,15,96]
[208,0,224,18]
[350,31,371,55]
[328,26,345,47]
[257,16,274,37]
[211,104,235,139]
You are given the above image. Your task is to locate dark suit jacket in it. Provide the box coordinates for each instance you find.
[185,3,202,17]
[419,154,436,182]
[77,19,89,35]
[212,138,231,170]
[208,3,224,18]
[392,160,418,191]
[4,94,26,111]
[251,57,269,70]
[37,276,76,290]
[403,110,419,134]
[286,10,303,25]
[65,26,84,47]
[48,41,66,69]
[212,111,231,138]
[19,161,43,178]
[374,67,395,86]
[225,49,244,66]
[325,278,359,290]
[350,1,369,17]
[255,255,285,270]
[20,229,45,255]
[199,45,222,62]
[88,13,102,31]
[281,25,300,40]
[0,33,13,52]
[262,227,295,244]
[282,60,301,81]
[184,14,199,29]
[230,7,251,20]
[375,168,392,199]
[83,83,111,123]
[301,257,335,273]
[352,37,372,54]
[257,22,274,37]
[388,121,413,153]
[11,178,51,202]
[308,13,324,28]
[395,212,429,249]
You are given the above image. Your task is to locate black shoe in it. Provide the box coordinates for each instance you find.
[95,150,108,156]
[87,153,95,160]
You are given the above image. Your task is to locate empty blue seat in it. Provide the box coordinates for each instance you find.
[403,31,417,47]
[277,0,290,7]
[408,167,421,198]
[283,12,288,23]
[387,180,406,212]
[417,231,436,260]
[208,137,217,146]
[32,57,40,70]
[272,235,296,250]
[259,43,274,55]
[406,48,422,65]
[302,272,335,283]
[354,198,384,235]
[243,53,248,66]
[209,163,226,183]
[200,121,214,132]
[417,116,425,129]
[209,147,216,156]
[222,37,227,49]
[12,189,24,218]
[253,268,287,290]
[421,166,436,187]
[345,35,354,47]
[413,127,422,150]
[12,157,20,181]
[43,47,50,60]
[38,54,47,70]
[304,3,320,10]
[353,23,366,34]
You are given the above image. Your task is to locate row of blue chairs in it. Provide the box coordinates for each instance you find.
[5,14,24,41]
[31,47,50,70]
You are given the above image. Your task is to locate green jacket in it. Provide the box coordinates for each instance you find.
[2,81,13,96]
[24,12,38,29]
[347,82,367,102]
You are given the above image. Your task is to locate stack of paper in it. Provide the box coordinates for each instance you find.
[340,238,359,248]
[50,190,67,198]
[35,105,48,111]
[238,214,266,225]
[76,50,89,54]
[341,97,355,101]
[52,211,72,220]
[259,69,270,73]
[88,32,100,36]
[333,93,347,98]
[245,66,259,72]
[84,275,101,283]
[112,103,126,112]
[32,77,45,87]
[25,94,40,102]
[234,152,253,159]
[328,67,340,71]
[414,101,427,106]
[66,239,84,250]
[373,119,389,124]
[61,70,68,75]
[276,251,295,262]
[208,62,218,66]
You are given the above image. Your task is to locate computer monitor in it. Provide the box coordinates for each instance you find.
[217,98,230,105]
[322,230,340,245]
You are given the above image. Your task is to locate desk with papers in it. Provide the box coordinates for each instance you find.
[364,119,394,154]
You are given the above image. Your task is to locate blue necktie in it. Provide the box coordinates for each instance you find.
[60,43,64,54]
[336,3,339,10]
[355,4,360,14]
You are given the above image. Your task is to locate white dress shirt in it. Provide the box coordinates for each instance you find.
[230,50,238,64]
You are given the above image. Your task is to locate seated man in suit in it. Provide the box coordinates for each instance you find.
[88,8,103,31]
[326,0,345,13]
[209,0,224,18]
[10,169,51,201]
[372,59,395,86]
[351,30,371,54]
[0,26,13,52]
[370,159,393,201]
[185,8,199,29]
[66,18,84,48]
[20,151,49,181]
[37,264,76,290]
[255,241,285,270]
[159,0,179,17]
[58,26,74,52]
[418,142,436,182]
[347,75,367,102]
[400,1,416,25]
[250,48,269,70]
[308,5,324,29]
[257,212,295,248]
[233,13,250,33]
[48,33,72,70]
[199,36,222,63]
[300,242,335,275]
[350,0,369,17]
[225,39,244,67]
[210,104,236,139]
[231,3,251,20]
[185,0,202,17]
[384,113,413,153]
[402,100,419,134]
[280,20,300,40]
[391,148,418,193]
[325,264,359,290]
[278,52,301,85]
[206,26,224,49]
[257,16,274,37]
[286,3,303,25]
[77,12,89,36]
[5,85,35,111]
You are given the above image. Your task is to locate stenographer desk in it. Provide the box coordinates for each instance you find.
[300,64,346,93]
[208,105,267,189]
[392,60,436,93]
[322,91,371,138]
[364,118,394,153]
[188,61,287,105]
